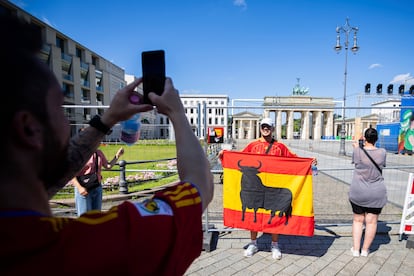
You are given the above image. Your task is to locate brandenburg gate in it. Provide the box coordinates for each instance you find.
[231,95,337,141]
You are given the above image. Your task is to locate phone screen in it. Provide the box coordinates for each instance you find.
[142,50,165,105]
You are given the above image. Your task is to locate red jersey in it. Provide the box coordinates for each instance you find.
[242,137,297,157]
[0,182,202,276]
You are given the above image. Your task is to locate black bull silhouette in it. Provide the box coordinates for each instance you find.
[238,160,293,225]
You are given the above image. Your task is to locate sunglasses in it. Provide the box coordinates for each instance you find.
[261,124,272,129]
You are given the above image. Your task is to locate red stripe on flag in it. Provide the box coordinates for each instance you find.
[221,151,313,175]
[223,208,314,237]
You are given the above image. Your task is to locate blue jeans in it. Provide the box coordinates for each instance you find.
[74,185,103,216]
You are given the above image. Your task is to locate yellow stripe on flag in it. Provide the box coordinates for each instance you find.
[222,151,315,236]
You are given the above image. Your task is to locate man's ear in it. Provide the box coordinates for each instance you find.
[12,111,43,149]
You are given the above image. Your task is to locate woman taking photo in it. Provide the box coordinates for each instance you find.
[349,127,387,257]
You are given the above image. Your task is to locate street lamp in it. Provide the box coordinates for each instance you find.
[334,18,359,155]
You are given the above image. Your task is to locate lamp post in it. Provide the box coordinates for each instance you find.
[334,18,359,155]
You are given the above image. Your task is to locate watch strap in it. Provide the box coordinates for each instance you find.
[89,115,111,134]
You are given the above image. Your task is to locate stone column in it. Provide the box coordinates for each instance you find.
[238,119,243,139]
[325,111,334,138]
[276,110,282,140]
[301,111,310,140]
[314,111,322,140]
[248,120,253,139]
[287,110,294,139]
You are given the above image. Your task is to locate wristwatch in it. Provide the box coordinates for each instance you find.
[88,115,112,135]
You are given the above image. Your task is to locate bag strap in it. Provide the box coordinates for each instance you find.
[361,147,382,175]
[265,139,275,154]
[93,152,99,173]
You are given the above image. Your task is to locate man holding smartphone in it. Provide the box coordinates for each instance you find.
[0,13,213,275]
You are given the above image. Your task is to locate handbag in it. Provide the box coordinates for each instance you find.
[76,153,101,191]
[361,147,382,175]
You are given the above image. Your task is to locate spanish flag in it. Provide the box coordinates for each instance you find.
[222,151,314,237]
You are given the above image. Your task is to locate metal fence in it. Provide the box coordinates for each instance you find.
[204,138,413,231]
[56,103,413,227]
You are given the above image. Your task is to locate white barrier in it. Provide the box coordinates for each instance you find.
[399,172,414,241]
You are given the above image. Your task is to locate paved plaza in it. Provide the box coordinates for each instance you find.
[186,140,414,275]
[186,177,414,276]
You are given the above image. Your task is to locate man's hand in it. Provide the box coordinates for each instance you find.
[101,79,153,128]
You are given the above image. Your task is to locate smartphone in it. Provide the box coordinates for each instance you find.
[141,50,166,105]
[359,139,364,148]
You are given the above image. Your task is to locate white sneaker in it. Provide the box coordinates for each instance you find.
[351,247,360,257]
[271,245,282,260]
[360,250,369,257]
[244,243,258,257]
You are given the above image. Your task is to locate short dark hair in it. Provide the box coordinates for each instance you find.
[364,127,378,144]
[0,13,53,145]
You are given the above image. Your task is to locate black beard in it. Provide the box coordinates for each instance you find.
[40,126,69,190]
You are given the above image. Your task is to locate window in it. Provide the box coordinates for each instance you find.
[76,47,82,59]
[56,36,64,53]
[92,56,97,66]
[62,83,74,98]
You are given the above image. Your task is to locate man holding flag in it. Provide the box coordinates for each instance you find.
[219,118,317,260]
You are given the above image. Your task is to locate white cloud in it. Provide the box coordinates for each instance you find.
[368,63,382,69]
[389,73,411,84]
[233,0,247,9]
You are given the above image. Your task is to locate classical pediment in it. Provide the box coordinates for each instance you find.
[232,111,261,120]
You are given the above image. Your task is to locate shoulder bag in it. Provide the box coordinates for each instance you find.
[76,152,101,191]
[265,139,275,154]
[361,147,382,175]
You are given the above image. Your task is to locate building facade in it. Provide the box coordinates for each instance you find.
[179,94,229,141]
[2,1,126,140]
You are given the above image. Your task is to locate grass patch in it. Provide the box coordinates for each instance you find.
[100,141,176,179]
[53,140,179,199]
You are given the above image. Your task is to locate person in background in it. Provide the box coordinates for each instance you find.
[219,117,317,260]
[0,13,213,275]
[349,127,387,257]
[72,146,124,216]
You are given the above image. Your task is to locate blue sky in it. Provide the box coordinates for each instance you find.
[10,0,414,108]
